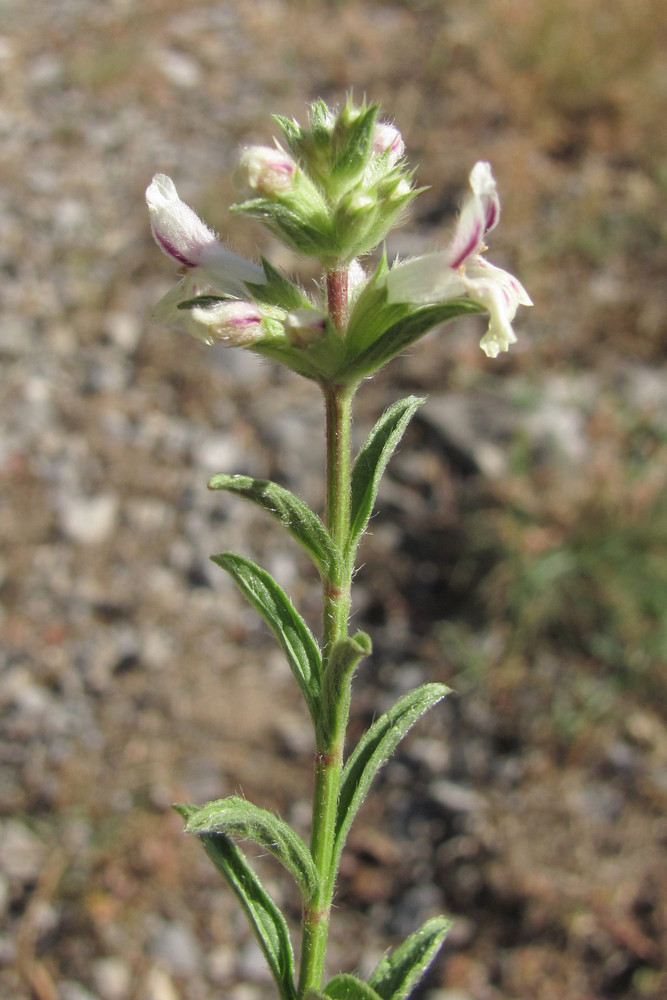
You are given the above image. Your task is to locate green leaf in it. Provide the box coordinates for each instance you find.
[195,830,296,1000]
[246,258,311,311]
[368,916,451,1000]
[334,683,449,866]
[344,256,408,356]
[208,474,334,578]
[342,298,484,381]
[319,631,372,747]
[211,553,321,722]
[324,974,384,1000]
[348,396,425,557]
[185,795,319,901]
[230,198,334,258]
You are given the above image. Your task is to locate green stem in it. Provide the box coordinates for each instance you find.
[298,272,355,998]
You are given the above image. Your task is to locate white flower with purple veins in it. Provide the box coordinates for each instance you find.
[386,161,532,358]
[146,174,265,342]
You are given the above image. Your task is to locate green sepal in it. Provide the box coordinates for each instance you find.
[272,113,305,152]
[334,683,450,867]
[368,916,452,1000]
[319,631,372,748]
[330,101,379,187]
[183,795,319,902]
[323,974,384,1000]
[211,553,321,723]
[348,396,425,561]
[174,807,296,1000]
[208,474,335,579]
[245,258,312,312]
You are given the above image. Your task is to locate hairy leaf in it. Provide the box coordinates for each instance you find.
[342,299,483,381]
[208,474,334,577]
[319,632,372,747]
[185,795,318,901]
[245,257,311,311]
[368,916,451,1000]
[211,553,321,721]
[324,974,384,1000]
[348,397,425,556]
[173,806,295,1000]
[334,683,449,865]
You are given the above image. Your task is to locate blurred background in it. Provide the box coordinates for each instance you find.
[1,1,666,998]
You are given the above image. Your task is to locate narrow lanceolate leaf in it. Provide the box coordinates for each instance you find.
[324,973,384,1000]
[368,916,452,1000]
[211,553,321,722]
[348,396,425,558]
[208,474,334,578]
[185,795,319,901]
[196,830,296,1000]
[334,683,450,866]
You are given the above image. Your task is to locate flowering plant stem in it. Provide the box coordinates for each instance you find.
[147,95,530,1000]
[300,277,355,996]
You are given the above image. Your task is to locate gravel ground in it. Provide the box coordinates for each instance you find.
[1,2,667,999]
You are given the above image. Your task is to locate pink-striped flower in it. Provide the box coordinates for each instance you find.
[386,162,531,358]
[146,174,265,339]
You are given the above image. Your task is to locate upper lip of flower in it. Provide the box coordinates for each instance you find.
[146,173,217,269]
[447,160,500,269]
[146,173,265,302]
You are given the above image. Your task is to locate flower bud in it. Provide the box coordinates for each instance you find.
[188,299,265,347]
[236,146,296,197]
[372,122,405,167]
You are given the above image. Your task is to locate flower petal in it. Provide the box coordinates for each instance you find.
[447,161,500,269]
[386,251,466,304]
[461,257,532,357]
[146,174,216,267]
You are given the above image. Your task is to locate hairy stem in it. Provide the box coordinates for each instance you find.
[298,271,355,997]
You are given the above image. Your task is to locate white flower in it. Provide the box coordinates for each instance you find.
[386,161,531,357]
[146,174,265,334]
